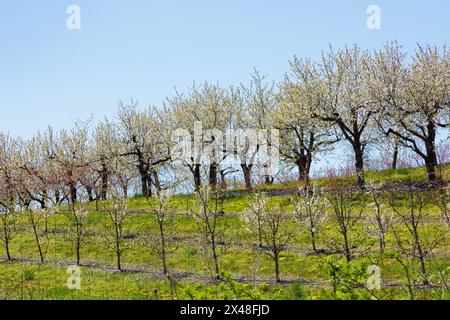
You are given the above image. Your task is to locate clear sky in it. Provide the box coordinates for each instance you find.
[0,0,449,138]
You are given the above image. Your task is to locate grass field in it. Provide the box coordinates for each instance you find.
[1,165,449,300]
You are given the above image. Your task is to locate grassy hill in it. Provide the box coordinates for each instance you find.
[1,164,449,300]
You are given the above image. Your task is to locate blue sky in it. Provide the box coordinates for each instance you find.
[0,0,449,138]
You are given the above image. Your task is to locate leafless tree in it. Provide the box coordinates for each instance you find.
[363,183,393,254]
[244,192,292,282]
[26,208,50,264]
[292,183,327,252]
[0,196,16,261]
[192,185,226,279]
[435,184,450,227]
[101,190,129,271]
[147,191,176,276]
[389,183,446,283]
[0,134,19,261]
[246,193,267,248]
[326,188,365,262]
[69,204,88,266]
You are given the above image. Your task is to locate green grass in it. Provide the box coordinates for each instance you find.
[259,163,450,190]
[1,164,449,300]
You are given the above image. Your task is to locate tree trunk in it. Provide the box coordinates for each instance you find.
[31,223,45,264]
[193,164,201,191]
[116,241,122,272]
[69,181,77,204]
[311,230,317,252]
[76,240,81,266]
[353,142,365,188]
[425,160,437,181]
[55,190,60,204]
[241,164,253,189]
[264,170,273,185]
[162,251,168,276]
[4,236,11,261]
[424,132,437,181]
[211,233,220,279]
[258,224,263,248]
[296,153,312,185]
[416,239,428,284]
[101,166,108,200]
[209,164,218,190]
[391,142,399,170]
[219,170,227,190]
[86,186,94,202]
[153,171,162,193]
[343,230,351,263]
[159,223,168,276]
[379,237,385,254]
[117,251,122,272]
[274,250,281,283]
[140,171,149,197]
[41,190,48,209]
[147,175,153,197]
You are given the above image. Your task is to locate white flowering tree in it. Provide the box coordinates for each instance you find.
[292,183,327,252]
[147,190,176,276]
[192,185,228,279]
[92,119,117,200]
[245,192,292,282]
[43,121,91,205]
[364,182,393,254]
[0,133,19,261]
[370,43,450,181]
[117,100,172,197]
[226,70,276,188]
[170,82,233,190]
[275,61,339,183]
[240,70,277,186]
[307,45,376,188]
[101,189,129,271]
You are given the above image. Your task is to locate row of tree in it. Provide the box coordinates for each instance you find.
[3,182,448,287]
[0,42,448,211]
